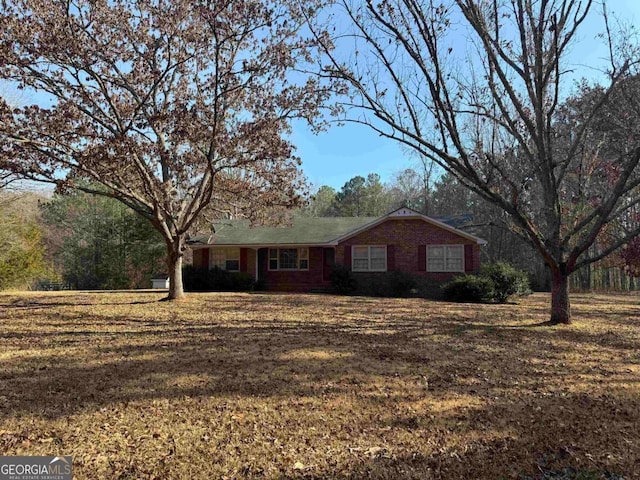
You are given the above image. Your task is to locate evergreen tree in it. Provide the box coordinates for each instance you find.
[41,189,165,290]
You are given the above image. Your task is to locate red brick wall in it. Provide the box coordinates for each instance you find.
[260,247,329,291]
[335,219,481,280]
[474,244,481,272]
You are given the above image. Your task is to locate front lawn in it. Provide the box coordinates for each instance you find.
[0,291,638,479]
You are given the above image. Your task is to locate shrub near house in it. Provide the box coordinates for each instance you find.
[442,262,532,303]
[188,207,486,294]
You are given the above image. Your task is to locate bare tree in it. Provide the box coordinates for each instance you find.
[390,155,441,215]
[313,0,640,324]
[0,0,336,299]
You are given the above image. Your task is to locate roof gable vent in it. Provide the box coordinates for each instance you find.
[389,207,417,217]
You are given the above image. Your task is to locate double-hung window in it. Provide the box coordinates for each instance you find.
[269,247,309,270]
[211,247,240,272]
[352,246,387,272]
[427,245,464,272]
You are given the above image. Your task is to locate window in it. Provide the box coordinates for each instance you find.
[211,247,240,272]
[299,248,309,270]
[352,245,387,272]
[279,248,298,270]
[268,247,309,270]
[427,245,464,272]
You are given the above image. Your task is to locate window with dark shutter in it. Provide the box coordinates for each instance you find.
[417,245,426,271]
[387,245,395,271]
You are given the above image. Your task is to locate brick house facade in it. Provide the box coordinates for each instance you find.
[189,207,486,292]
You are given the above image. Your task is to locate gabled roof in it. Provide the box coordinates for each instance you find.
[332,207,487,245]
[194,216,376,246]
[188,207,487,247]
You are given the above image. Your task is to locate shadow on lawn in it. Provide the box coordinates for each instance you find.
[0,292,639,477]
[1,312,638,416]
[0,297,162,309]
[277,430,633,479]
[433,318,640,351]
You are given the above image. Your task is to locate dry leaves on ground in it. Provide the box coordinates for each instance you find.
[0,291,639,479]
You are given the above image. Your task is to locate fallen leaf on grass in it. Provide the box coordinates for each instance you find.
[365,446,385,458]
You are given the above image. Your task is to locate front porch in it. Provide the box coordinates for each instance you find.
[192,246,336,292]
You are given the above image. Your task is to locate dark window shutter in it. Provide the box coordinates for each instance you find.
[201,248,210,269]
[344,245,352,270]
[464,244,474,273]
[240,248,248,273]
[387,245,395,271]
[417,245,426,271]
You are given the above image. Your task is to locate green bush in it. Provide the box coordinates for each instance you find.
[442,262,531,303]
[225,271,254,291]
[442,275,495,303]
[332,269,420,298]
[386,271,418,297]
[252,278,268,291]
[411,277,447,300]
[182,265,254,292]
[357,271,418,297]
[330,269,421,298]
[480,261,531,302]
[182,265,209,292]
[330,265,357,295]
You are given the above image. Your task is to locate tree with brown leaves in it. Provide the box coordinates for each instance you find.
[0,0,336,299]
[314,0,640,324]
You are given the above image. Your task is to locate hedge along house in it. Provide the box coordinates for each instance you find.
[188,207,487,292]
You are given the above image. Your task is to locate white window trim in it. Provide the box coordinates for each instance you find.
[210,247,241,272]
[351,245,387,272]
[427,245,465,273]
[268,247,310,271]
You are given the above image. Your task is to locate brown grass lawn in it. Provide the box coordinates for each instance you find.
[0,291,639,479]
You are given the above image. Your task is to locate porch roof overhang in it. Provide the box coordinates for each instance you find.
[189,243,337,249]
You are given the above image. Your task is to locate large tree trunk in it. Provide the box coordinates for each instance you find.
[166,239,185,300]
[550,267,571,325]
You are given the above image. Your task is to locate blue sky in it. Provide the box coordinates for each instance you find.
[295,0,640,191]
[3,1,640,193]
[292,120,408,191]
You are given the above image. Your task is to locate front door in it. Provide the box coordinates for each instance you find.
[323,248,335,282]
[257,248,268,283]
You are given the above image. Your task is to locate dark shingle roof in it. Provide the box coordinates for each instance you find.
[202,217,377,245]
[187,211,479,247]
[432,213,474,229]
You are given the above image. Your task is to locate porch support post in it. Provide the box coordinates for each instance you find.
[255,248,259,282]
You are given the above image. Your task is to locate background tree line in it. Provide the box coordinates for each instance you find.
[0,186,165,291]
